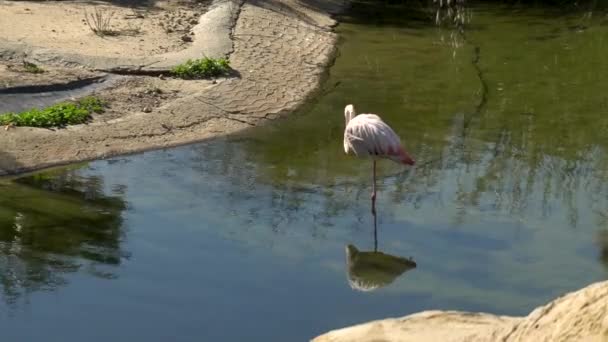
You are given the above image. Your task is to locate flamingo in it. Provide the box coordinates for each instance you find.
[343,104,415,214]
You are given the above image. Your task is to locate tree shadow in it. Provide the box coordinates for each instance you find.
[4,0,210,10]
[248,0,337,28]
[0,150,20,176]
[247,0,435,29]
[3,0,153,8]
[341,0,437,29]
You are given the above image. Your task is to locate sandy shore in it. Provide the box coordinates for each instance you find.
[0,0,345,175]
[0,0,205,58]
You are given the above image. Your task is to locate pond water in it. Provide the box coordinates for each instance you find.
[2,2,608,341]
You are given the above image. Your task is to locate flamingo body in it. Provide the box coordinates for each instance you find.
[343,104,414,214]
[343,105,414,166]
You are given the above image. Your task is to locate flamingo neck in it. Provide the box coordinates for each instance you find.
[345,111,356,126]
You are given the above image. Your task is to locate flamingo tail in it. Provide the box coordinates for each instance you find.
[387,146,415,166]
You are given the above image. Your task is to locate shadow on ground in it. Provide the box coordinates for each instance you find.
[3,0,209,9]
[0,150,20,176]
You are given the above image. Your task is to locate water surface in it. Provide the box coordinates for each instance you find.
[2,3,608,341]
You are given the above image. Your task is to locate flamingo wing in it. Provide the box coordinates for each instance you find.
[344,114,414,165]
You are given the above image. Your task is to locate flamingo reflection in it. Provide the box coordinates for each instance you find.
[345,210,416,291]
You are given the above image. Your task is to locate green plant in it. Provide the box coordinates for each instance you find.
[171,57,231,79]
[77,96,105,113]
[23,61,44,74]
[0,97,106,128]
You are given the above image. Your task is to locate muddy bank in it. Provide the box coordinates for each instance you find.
[0,0,347,175]
[312,280,608,342]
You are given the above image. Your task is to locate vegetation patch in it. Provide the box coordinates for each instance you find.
[84,8,118,36]
[23,61,45,74]
[0,97,106,128]
[171,57,231,79]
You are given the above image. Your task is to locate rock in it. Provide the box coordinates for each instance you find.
[142,107,152,113]
[189,19,198,25]
[312,281,608,342]
[181,35,193,42]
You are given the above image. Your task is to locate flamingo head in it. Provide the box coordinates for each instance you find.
[344,104,356,125]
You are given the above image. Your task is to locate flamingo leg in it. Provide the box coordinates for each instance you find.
[373,204,378,252]
[371,160,377,215]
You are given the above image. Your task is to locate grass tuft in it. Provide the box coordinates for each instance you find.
[171,57,230,79]
[23,61,44,74]
[0,97,106,128]
[84,8,117,37]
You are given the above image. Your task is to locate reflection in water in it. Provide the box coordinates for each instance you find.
[433,0,469,51]
[598,230,608,270]
[2,2,608,341]
[345,245,416,292]
[228,0,608,311]
[0,169,128,306]
[345,211,416,292]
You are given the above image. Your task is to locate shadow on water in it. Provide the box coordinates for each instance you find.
[340,0,435,28]
[0,168,129,307]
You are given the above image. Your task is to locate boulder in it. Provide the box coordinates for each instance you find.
[312,281,608,342]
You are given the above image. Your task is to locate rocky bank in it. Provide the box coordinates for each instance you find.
[312,280,608,342]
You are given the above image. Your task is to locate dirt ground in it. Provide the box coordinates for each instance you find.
[0,0,209,58]
[90,75,214,122]
[0,61,101,88]
[0,0,345,176]
[0,59,214,125]
[0,0,218,124]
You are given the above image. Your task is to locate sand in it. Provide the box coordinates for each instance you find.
[0,0,346,175]
[0,0,207,58]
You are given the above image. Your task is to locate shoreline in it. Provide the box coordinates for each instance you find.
[312,280,608,342]
[0,0,347,176]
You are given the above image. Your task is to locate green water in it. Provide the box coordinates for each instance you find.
[2,3,608,341]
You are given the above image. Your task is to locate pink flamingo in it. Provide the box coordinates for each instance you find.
[343,104,415,214]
